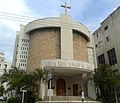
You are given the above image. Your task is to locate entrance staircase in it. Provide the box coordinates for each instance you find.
[37,96,102,103]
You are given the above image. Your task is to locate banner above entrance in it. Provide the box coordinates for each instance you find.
[41,59,94,72]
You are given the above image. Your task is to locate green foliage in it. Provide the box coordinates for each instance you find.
[0,67,47,103]
[93,64,120,103]
[7,97,20,103]
[0,85,4,96]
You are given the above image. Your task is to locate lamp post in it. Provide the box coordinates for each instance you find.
[20,86,27,103]
[48,69,54,103]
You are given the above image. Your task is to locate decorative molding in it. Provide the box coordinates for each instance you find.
[41,59,94,71]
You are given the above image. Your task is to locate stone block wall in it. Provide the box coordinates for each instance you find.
[27,28,60,72]
[73,31,88,62]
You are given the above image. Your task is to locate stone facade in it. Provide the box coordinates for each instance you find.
[13,14,96,100]
[73,31,88,62]
[93,6,120,72]
[27,28,60,72]
[27,28,89,71]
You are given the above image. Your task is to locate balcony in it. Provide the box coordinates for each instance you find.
[41,59,95,73]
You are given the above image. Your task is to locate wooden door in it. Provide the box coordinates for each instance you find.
[73,84,78,96]
[56,79,66,96]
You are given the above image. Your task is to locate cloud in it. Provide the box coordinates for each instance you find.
[0,0,120,62]
[0,0,32,61]
[0,0,30,14]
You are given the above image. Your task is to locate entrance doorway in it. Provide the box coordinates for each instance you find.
[73,84,78,96]
[56,79,66,96]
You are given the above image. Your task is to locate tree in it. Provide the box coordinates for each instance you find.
[0,67,48,103]
[33,68,48,98]
[0,85,4,96]
[93,64,116,103]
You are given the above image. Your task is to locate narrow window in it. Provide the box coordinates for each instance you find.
[97,54,105,64]
[107,48,117,66]
[106,36,110,42]
[104,25,108,31]
[95,44,98,48]
[99,41,102,47]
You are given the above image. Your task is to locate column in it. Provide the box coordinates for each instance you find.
[60,14,73,59]
[48,70,53,103]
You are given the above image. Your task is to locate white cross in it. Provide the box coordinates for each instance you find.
[61,2,71,14]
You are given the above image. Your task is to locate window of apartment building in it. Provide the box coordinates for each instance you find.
[106,36,110,42]
[107,48,117,66]
[99,41,102,47]
[95,44,98,48]
[4,64,7,68]
[22,39,24,42]
[104,25,108,31]
[96,33,100,38]
[96,33,98,38]
[98,54,105,64]
[0,64,1,67]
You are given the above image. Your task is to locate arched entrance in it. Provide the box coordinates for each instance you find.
[56,78,66,96]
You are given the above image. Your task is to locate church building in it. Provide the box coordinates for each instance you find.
[12,3,97,101]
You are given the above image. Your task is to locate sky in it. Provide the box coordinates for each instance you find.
[0,0,120,62]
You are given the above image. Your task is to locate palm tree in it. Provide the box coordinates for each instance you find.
[33,68,48,99]
[0,85,4,96]
[0,67,48,103]
[0,67,26,97]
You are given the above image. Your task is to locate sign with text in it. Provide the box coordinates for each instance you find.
[41,59,94,71]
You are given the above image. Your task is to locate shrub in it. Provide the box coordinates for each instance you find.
[7,97,20,103]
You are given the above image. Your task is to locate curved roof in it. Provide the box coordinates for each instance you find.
[25,16,90,41]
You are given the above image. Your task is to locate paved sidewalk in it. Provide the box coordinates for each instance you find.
[0,101,6,103]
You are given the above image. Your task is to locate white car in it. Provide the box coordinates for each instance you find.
[0,96,5,101]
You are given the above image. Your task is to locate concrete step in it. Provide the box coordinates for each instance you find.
[37,101,102,103]
[41,96,102,103]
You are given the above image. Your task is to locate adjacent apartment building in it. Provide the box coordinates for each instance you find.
[12,14,97,99]
[93,6,120,73]
[0,53,11,76]
[12,25,29,70]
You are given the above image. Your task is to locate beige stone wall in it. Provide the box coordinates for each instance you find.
[73,31,88,62]
[27,28,60,72]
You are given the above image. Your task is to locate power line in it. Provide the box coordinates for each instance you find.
[0,12,98,30]
[0,16,31,23]
[0,12,35,19]
[0,14,32,20]
[0,16,97,31]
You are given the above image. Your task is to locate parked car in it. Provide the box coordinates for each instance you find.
[0,96,6,101]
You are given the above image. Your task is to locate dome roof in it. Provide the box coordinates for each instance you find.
[25,15,90,41]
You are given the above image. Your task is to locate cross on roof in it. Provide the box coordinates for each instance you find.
[61,2,71,14]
